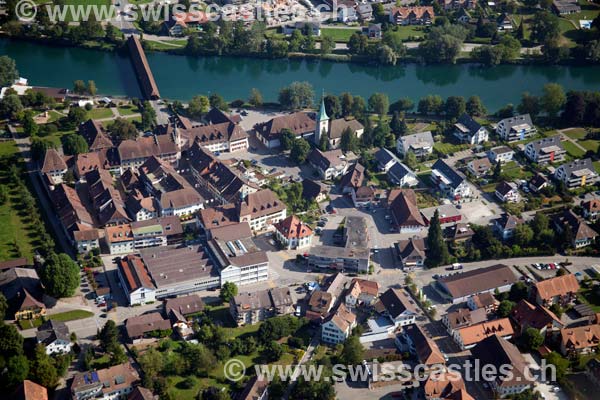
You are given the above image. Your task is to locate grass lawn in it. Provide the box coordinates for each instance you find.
[48,309,94,322]
[390,25,426,41]
[433,141,470,155]
[87,108,114,119]
[563,140,586,158]
[320,27,360,42]
[564,128,588,140]
[18,318,43,330]
[47,110,65,123]
[579,140,600,153]
[0,140,18,157]
[145,40,186,51]
[62,0,112,22]
[501,161,532,180]
[594,161,600,173]
[117,106,140,116]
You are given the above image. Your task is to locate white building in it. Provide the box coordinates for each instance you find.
[488,146,514,164]
[431,159,471,199]
[496,114,536,142]
[554,158,599,189]
[36,321,72,355]
[495,181,521,203]
[321,304,357,344]
[397,131,434,158]
[273,215,314,250]
[104,224,134,255]
[454,113,489,144]
[375,288,419,327]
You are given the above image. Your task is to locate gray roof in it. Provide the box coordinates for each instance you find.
[456,113,482,134]
[389,162,416,182]
[399,131,434,150]
[499,114,533,130]
[36,320,70,344]
[527,135,564,153]
[432,159,466,188]
[557,158,595,177]
[374,148,398,166]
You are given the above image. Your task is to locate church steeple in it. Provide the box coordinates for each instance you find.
[315,93,330,145]
[318,96,329,122]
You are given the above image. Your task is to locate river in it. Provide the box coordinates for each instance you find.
[3,38,600,111]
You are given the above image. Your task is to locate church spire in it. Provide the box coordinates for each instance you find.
[318,93,329,122]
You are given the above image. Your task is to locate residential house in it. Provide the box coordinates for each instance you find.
[374,288,419,327]
[495,181,521,203]
[12,380,48,400]
[237,189,287,231]
[71,363,140,400]
[510,299,563,336]
[431,159,471,199]
[307,148,348,180]
[125,312,171,342]
[529,173,549,193]
[0,267,45,320]
[125,190,158,221]
[497,12,513,31]
[387,189,427,233]
[337,0,358,22]
[352,185,376,207]
[553,0,581,15]
[471,335,535,397]
[453,113,489,144]
[560,322,600,356]
[340,163,365,194]
[394,236,427,271]
[395,324,446,367]
[388,162,419,187]
[525,135,566,164]
[438,264,517,304]
[345,279,380,307]
[554,158,599,189]
[165,295,205,319]
[488,145,514,164]
[442,307,488,334]
[79,119,113,152]
[73,229,100,254]
[256,112,315,148]
[467,292,499,314]
[452,317,514,350]
[440,0,477,10]
[36,320,72,355]
[86,169,130,227]
[128,387,156,400]
[375,148,400,172]
[389,6,435,25]
[553,209,599,248]
[41,148,68,184]
[533,274,580,307]
[207,222,269,287]
[496,114,535,142]
[117,255,156,305]
[582,198,600,221]
[182,119,249,153]
[321,303,357,344]
[444,223,475,244]
[274,215,314,249]
[306,290,334,321]
[467,157,492,177]
[397,131,434,158]
[105,224,134,255]
[366,23,382,39]
[493,213,522,240]
[238,377,268,400]
[357,3,373,21]
[118,134,180,170]
[302,178,329,203]
[230,287,294,326]
[164,11,208,36]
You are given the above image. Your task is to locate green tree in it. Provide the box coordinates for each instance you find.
[340,92,354,117]
[278,81,314,110]
[320,35,335,55]
[87,80,97,96]
[0,324,24,357]
[549,303,564,318]
[188,95,210,117]
[348,32,368,54]
[209,93,229,111]
[68,107,87,126]
[340,335,364,365]
[62,133,89,155]
[509,281,529,302]
[0,94,23,119]
[290,139,311,164]
[419,24,467,64]
[377,44,398,66]
[544,352,569,380]
[518,92,541,118]
[140,101,157,131]
[0,56,18,87]
[98,320,119,351]
[4,355,29,388]
[28,344,58,388]
[514,224,534,247]
[541,83,566,118]
[426,210,450,267]
[22,112,38,137]
[340,127,358,153]
[521,327,544,351]
[280,129,296,151]
[444,96,466,120]
[73,80,87,95]
[108,118,138,141]
[530,11,560,44]
[0,292,8,320]
[220,281,238,302]
[492,162,502,181]
[466,96,487,117]
[319,132,329,152]
[324,94,341,118]
[290,377,335,400]
[40,253,79,298]
[30,138,57,160]
[404,151,417,169]
[248,88,263,107]
[497,300,516,317]
[368,93,389,116]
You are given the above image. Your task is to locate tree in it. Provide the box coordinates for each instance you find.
[290,139,311,164]
[351,96,367,120]
[320,35,335,55]
[220,281,238,302]
[30,138,56,161]
[280,129,296,151]
[0,56,18,87]
[340,127,358,153]
[382,31,408,56]
[492,161,502,181]
[444,96,466,120]
[198,387,230,400]
[40,253,79,298]
[209,93,228,111]
[466,96,486,117]
[509,281,529,302]
[348,32,368,54]
[68,107,87,126]
[108,118,137,141]
[404,151,417,169]
[368,93,389,116]
[188,95,210,118]
[521,328,544,352]
[263,340,284,362]
[340,335,364,365]
[98,320,119,351]
[377,44,398,66]
[514,224,534,247]
[248,88,263,107]
[290,377,335,400]
[73,80,87,95]
[62,134,89,155]
[87,80,97,96]
[140,101,157,131]
[497,300,516,317]
[541,83,566,118]
[518,92,541,118]
[0,292,7,320]
[426,210,450,267]
[22,112,38,137]
[28,345,58,388]
[278,82,314,110]
[324,94,341,118]
[419,24,467,64]
[0,324,24,357]
[319,133,329,152]
[544,352,569,380]
[0,94,23,119]
[340,92,354,117]
[530,11,560,44]
[4,355,29,388]
[418,95,444,115]
[182,343,216,376]
[549,303,564,318]
[390,98,414,113]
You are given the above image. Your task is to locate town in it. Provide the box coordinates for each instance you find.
[0,6,600,400]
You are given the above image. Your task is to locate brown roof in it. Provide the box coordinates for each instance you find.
[73,229,100,242]
[339,163,365,190]
[308,290,333,315]
[165,295,205,317]
[52,183,94,231]
[308,148,345,171]
[469,292,497,309]
[388,189,425,228]
[127,36,160,99]
[391,6,434,20]
[561,323,600,351]
[41,148,67,173]
[72,363,140,396]
[446,308,487,330]
[128,387,156,400]
[198,203,239,230]
[238,189,285,220]
[125,312,171,338]
[12,380,48,400]
[75,152,102,177]
[237,376,268,400]
[396,236,426,262]
[511,299,563,331]
[184,122,248,147]
[406,324,446,365]
[105,224,133,243]
[118,255,155,293]
[118,135,178,162]
[534,274,580,302]
[424,371,466,399]
[79,119,112,151]
[274,215,313,240]
[326,303,356,332]
[558,210,599,241]
[257,112,315,141]
[0,258,28,270]
[439,264,517,299]
[458,318,514,347]
[376,288,419,319]
[349,278,379,297]
[328,118,364,139]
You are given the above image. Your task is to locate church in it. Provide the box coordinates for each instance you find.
[314,98,365,150]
